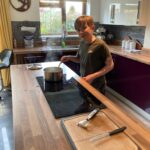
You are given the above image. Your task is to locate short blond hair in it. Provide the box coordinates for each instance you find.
[74,16,94,31]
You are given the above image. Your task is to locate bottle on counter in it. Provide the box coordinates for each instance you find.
[61,39,66,48]
[121,40,126,48]
[125,40,130,50]
[13,38,17,48]
[129,40,136,50]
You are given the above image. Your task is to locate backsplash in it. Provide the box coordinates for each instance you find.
[12,21,80,48]
[12,21,146,48]
[12,21,42,48]
[99,24,146,45]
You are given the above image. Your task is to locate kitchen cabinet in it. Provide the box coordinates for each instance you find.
[14,53,46,64]
[13,46,78,64]
[99,0,148,26]
[106,53,150,114]
[89,0,100,22]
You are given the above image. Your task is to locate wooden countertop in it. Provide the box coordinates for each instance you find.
[13,45,79,54]
[13,45,150,65]
[11,62,150,150]
[109,45,150,65]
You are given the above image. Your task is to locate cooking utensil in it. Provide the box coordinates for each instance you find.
[44,67,63,82]
[58,61,62,68]
[77,108,100,128]
[89,126,127,142]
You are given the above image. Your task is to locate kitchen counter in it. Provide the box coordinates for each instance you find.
[109,45,150,65]
[11,62,150,150]
[13,46,79,64]
[13,45,79,54]
[13,45,150,65]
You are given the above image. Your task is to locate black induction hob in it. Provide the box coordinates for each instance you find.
[36,76,88,118]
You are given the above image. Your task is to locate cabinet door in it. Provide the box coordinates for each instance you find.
[106,54,150,114]
[99,0,111,24]
[90,0,100,22]
[99,0,148,25]
[15,53,46,64]
[138,0,148,25]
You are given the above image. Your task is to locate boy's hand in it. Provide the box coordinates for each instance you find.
[83,74,95,84]
[60,56,70,63]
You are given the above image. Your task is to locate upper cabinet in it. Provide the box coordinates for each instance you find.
[99,0,148,26]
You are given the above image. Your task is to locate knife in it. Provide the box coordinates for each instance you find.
[89,126,127,142]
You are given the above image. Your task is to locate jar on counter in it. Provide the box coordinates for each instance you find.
[24,35,34,48]
[129,41,136,50]
[13,38,17,48]
[125,40,130,49]
[121,40,126,48]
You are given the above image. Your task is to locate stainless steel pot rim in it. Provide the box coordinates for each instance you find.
[44,67,62,72]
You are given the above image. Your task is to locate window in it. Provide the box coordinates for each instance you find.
[66,1,83,32]
[40,0,87,35]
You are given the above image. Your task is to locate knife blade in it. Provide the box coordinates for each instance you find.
[89,126,127,142]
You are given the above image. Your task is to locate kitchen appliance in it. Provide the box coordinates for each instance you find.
[77,108,100,128]
[37,76,76,92]
[36,76,91,118]
[44,80,63,92]
[44,67,63,82]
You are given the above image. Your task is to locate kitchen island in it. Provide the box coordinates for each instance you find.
[11,62,150,150]
[107,45,150,116]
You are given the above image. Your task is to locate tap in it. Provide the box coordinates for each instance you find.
[62,24,67,38]
[61,23,67,47]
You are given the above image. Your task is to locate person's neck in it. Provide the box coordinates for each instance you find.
[85,35,96,44]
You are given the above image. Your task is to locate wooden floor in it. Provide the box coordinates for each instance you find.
[0,90,13,150]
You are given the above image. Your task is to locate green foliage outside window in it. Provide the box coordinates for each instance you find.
[40,8,62,35]
[40,1,84,35]
[66,6,81,32]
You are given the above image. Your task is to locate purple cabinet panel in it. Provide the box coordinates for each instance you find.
[106,54,150,114]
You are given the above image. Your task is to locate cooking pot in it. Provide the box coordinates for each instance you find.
[45,80,63,92]
[44,67,63,82]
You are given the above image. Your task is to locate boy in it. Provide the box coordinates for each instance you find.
[61,16,114,112]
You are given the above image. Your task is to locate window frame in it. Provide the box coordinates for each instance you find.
[39,0,87,35]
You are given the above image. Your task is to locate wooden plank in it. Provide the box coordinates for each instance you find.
[62,112,139,150]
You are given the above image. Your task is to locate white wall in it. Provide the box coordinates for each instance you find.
[10,0,40,21]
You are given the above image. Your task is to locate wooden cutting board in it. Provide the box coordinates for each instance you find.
[61,111,139,150]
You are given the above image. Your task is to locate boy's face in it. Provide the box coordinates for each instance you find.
[76,24,94,39]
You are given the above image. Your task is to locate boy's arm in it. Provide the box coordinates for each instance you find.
[83,55,114,83]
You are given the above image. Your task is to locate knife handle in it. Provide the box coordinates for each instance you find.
[87,108,100,120]
[109,126,127,136]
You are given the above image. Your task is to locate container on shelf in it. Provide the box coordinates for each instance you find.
[24,35,34,48]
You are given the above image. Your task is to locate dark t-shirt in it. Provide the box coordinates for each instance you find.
[78,38,110,93]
